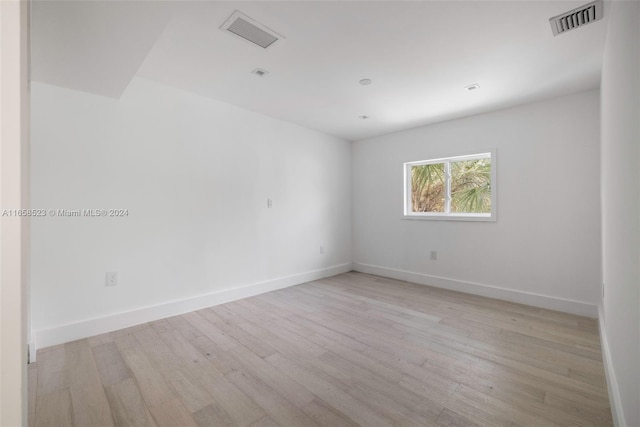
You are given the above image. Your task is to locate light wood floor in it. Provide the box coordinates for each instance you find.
[30,272,613,427]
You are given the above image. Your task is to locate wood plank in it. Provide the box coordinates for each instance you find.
[227,370,318,427]
[131,325,215,414]
[113,334,170,409]
[162,314,243,374]
[449,385,577,427]
[35,389,74,427]
[166,315,203,341]
[92,342,131,387]
[192,404,235,427]
[287,313,368,352]
[65,340,115,427]
[306,281,442,323]
[109,324,148,340]
[28,363,37,427]
[233,315,326,359]
[228,344,316,408]
[88,333,113,348]
[211,318,277,359]
[544,391,613,426]
[266,352,395,427]
[148,319,173,334]
[147,398,198,427]
[189,335,243,374]
[231,298,282,323]
[132,325,184,374]
[436,408,481,427]
[420,325,609,399]
[36,345,68,395]
[164,369,212,413]
[159,329,265,426]
[306,332,402,384]
[301,398,360,427]
[183,311,238,351]
[254,292,313,317]
[313,350,443,425]
[104,378,157,427]
[249,416,281,427]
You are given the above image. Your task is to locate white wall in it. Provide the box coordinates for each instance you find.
[31,77,352,347]
[600,2,640,426]
[352,91,601,316]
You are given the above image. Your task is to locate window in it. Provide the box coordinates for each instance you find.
[403,151,496,221]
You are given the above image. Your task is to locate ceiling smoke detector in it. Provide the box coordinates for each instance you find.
[221,11,284,49]
[549,0,603,36]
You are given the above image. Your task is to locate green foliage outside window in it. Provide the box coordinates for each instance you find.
[411,157,491,214]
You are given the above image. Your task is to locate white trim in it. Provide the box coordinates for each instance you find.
[401,213,494,222]
[34,263,353,350]
[404,152,491,167]
[1,1,30,424]
[598,304,625,427]
[28,342,35,364]
[353,262,597,318]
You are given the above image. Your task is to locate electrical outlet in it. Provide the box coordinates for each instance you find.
[106,272,118,286]
[267,198,273,208]
[430,251,438,261]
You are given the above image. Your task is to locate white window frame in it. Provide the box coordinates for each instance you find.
[403,150,496,222]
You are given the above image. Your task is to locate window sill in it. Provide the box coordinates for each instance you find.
[402,214,496,222]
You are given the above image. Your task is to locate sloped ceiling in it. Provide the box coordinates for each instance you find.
[31,1,175,98]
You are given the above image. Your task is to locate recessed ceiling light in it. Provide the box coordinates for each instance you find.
[252,68,269,77]
[359,79,372,86]
[465,83,480,91]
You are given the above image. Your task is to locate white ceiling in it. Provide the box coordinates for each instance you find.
[32,1,609,141]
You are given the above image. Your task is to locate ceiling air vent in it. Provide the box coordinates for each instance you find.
[220,11,284,49]
[549,0,603,36]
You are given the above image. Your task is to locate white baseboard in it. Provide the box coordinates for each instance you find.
[598,304,625,427]
[353,262,598,318]
[34,262,353,350]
